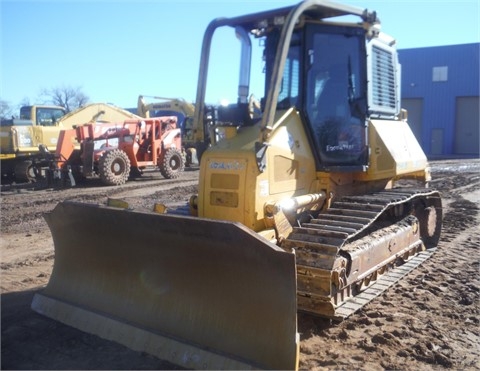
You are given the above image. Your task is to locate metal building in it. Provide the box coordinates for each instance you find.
[399,43,479,158]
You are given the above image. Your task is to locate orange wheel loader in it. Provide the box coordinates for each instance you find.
[1,103,141,183]
[32,1,442,369]
[44,116,184,186]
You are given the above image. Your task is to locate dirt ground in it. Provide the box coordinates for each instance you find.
[1,159,479,370]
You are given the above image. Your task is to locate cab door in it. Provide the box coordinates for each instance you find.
[303,24,368,171]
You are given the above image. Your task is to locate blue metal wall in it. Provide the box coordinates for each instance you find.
[399,43,479,156]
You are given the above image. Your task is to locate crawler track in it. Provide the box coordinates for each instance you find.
[282,188,442,319]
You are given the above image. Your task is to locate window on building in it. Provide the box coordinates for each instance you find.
[432,66,448,82]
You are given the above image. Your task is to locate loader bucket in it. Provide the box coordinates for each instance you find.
[32,201,299,370]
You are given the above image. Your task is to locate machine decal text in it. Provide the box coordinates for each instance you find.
[209,161,244,171]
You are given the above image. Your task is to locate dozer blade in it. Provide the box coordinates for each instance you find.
[32,201,299,370]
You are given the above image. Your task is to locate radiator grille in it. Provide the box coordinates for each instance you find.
[368,41,399,117]
[372,45,396,110]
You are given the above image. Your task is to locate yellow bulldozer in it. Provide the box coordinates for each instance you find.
[0,103,140,182]
[32,1,442,370]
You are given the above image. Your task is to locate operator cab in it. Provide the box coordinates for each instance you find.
[197,3,399,172]
[20,106,66,127]
[266,24,369,170]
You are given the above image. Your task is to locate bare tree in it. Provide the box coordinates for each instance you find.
[40,85,89,112]
[0,99,15,120]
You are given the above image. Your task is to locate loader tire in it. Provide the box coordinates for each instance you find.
[98,149,131,186]
[159,148,184,179]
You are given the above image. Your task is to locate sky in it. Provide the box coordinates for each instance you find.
[1,0,479,112]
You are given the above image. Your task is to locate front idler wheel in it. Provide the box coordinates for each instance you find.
[416,193,442,248]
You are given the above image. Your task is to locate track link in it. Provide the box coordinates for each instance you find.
[282,188,442,320]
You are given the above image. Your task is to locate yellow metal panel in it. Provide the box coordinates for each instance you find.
[356,119,428,182]
[32,125,63,150]
[210,173,240,189]
[266,110,316,197]
[210,190,239,207]
[371,119,428,175]
[273,155,299,182]
[201,157,248,224]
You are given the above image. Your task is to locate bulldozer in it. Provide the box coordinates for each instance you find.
[46,116,184,186]
[0,103,141,182]
[32,1,442,370]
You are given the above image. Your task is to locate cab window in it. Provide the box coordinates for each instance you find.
[304,24,368,168]
[36,108,65,126]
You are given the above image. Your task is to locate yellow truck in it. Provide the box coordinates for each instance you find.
[0,103,140,182]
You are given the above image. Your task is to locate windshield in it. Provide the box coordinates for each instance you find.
[36,107,65,126]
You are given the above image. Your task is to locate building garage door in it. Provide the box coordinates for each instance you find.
[454,96,479,155]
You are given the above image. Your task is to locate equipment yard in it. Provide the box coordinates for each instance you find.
[1,159,479,370]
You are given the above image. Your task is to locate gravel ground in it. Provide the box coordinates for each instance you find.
[1,160,479,370]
